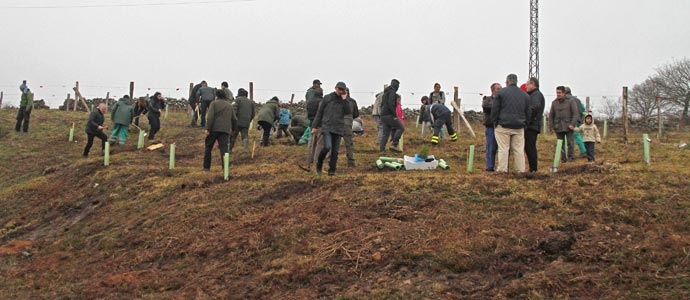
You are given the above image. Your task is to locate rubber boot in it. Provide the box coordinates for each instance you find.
[242,138,249,153]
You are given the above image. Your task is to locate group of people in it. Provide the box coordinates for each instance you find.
[74,75,600,174]
[481,74,600,173]
[82,92,166,157]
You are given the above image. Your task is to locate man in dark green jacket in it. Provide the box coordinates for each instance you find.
[15,88,33,132]
[229,88,255,153]
[305,79,321,102]
[109,95,134,145]
[257,96,280,146]
[204,90,237,171]
[549,86,579,162]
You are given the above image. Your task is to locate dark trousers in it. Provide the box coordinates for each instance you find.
[556,131,575,162]
[485,127,498,171]
[15,107,31,132]
[317,132,342,174]
[189,102,198,125]
[584,142,596,161]
[277,124,289,138]
[229,126,249,151]
[203,131,229,170]
[134,113,142,127]
[199,101,212,126]
[524,129,539,172]
[148,115,160,140]
[83,131,108,156]
[380,115,404,151]
[432,113,456,137]
[258,121,273,146]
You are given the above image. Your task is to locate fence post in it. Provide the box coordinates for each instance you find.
[622,87,629,144]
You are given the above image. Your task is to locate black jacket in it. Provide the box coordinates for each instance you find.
[85,109,104,135]
[147,96,166,118]
[527,89,546,133]
[482,96,494,128]
[380,85,398,117]
[312,92,352,135]
[428,103,451,121]
[306,95,322,121]
[490,85,531,129]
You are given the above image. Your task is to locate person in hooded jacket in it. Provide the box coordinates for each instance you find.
[147,92,166,141]
[379,79,404,153]
[573,114,601,162]
[311,81,352,176]
[133,97,148,127]
[109,95,134,145]
[189,81,203,126]
[565,87,587,157]
[419,96,432,137]
[426,100,458,145]
[299,87,325,172]
[257,96,280,146]
[228,88,255,154]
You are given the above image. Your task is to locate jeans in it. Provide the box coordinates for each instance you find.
[203,131,229,170]
[379,115,404,151]
[15,107,31,132]
[199,100,212,127]
[485,127,498,171]
[317,131,342,174]
[148,116,160,140]
[83,131,108,156]
[524,129,539,172]
[584,141,595,161]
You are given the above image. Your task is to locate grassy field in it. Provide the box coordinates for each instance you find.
[1,108,690,299]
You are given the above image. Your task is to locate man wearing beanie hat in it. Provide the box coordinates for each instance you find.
[380,79,404,153]
[257,96,280,146]
[311,81,352,176]
[229,88,255,153]
[305,79,322,102]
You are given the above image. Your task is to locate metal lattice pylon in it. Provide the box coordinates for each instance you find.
[529,0,539,80]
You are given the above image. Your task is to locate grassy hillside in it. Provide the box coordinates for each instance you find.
[1,108,690,299]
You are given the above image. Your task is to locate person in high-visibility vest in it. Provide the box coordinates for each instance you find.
[425,101,458,145]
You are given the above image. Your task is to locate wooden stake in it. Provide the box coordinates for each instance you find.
[450,101,476,138]
[643,133,650,165]
[105,92,110,113]
[251,140,256,159]
[249,82,254,101]
[0,91,3,108]
[622,87,629,144]
[129,81,134,100]
[74,81,79,111]
[586,96,590,112]
[290,93,295,104]
[66,93,70,111]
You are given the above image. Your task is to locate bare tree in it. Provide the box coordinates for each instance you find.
[651,58,690,124]
[629,79,664,127]
[600,96,621,121]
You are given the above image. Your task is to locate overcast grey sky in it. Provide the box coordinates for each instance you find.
[1,0,689,112]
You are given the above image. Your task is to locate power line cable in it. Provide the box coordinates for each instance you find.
[0,0,255,9]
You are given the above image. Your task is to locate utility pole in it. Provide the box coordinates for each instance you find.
[528,0,539,80]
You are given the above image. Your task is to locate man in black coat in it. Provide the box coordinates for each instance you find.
[83,103,108,157]
[311,82,352,176]
[490,74,531,173]
[379,79,404,153]
[525,77,546,172]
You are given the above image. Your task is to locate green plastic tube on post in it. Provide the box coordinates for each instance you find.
[376,159,384,170]
[223,153,230,180]
[603,120,608,138]
[542,115,547,132]
[415,114,419,128]
[467,145,475,173]
[137,130,145,149]
[643,134,650,165]
[438,159,449,170]
[104,142,110,166]
[164,105,169,119]
[563,135,568,160]
[68,127,74,142]
[552,139,563,170]
[379,157,402,163]
[169,144,175,169]
[399,134,404,152]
